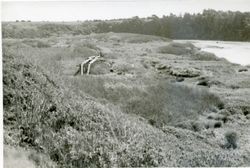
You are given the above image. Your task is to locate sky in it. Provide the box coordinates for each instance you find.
[1,0,250,21]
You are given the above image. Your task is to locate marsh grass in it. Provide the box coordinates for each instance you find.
[4,39,224,129]
[122,81,223,126]
[193,51,219,61]
[158,42,194,55]
[22,39,51,48]
[65,73,223,127]
[2,50,177,167]
[3,35,242,168]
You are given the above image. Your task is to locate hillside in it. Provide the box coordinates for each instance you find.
[3,32,250,167]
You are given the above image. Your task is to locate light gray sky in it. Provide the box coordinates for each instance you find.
[2,0,250,21]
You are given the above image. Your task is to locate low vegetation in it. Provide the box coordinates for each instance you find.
[193,51,219,61]
[3,47,229,167]
[3,32,249,167]
[224,130,238,149]
[2,22,97,39]
[158,42,195,55]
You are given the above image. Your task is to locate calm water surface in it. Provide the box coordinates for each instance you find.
[175,40,250,66]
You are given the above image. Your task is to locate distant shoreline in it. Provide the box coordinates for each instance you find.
[176,40,250,66]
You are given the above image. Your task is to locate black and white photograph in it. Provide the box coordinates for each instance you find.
[1,0,250,167]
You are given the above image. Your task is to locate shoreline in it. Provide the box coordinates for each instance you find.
[175,39,250,66]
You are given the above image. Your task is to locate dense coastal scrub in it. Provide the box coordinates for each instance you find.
[3,27,250,166]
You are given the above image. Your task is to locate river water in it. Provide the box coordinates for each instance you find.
[175,40,250,66]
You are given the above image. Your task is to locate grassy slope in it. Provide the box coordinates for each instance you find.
[3,32,250,167]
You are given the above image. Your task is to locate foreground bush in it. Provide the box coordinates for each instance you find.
[224,130,238,149]
[3,38,246,167]
[3,47,177,167]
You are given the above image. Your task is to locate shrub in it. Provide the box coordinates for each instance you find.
[191,121,203,132]
[178,149,244,166]
[171,42,195,49]
[170,67,201,77]
[214,121,222,128]
[197,79,210,87]
[70,42,99,58]
[158,45,189,55]
[112,62,135,74]
[123,81,224,127]
[88,60,111,75]
[37,41,51,48]
[67,76,107,100]
[224,130,238,149]
[158,42,194,55]
[60,76,223,129]
[193,51,219,61]
[22,39,51,48]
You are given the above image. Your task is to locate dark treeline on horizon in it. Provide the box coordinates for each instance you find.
[96,9,250,41]
[2,9,250,41]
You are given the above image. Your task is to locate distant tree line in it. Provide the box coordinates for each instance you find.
[2,10,250,41]
[96,10,250,41]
